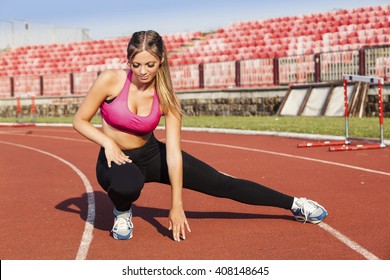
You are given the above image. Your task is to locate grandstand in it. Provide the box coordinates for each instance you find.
[0,4,389,106]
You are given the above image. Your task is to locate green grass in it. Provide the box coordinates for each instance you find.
[1,115,388,140]
[181,116,389,139]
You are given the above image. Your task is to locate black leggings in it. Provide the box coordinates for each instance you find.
[96,134,294,211]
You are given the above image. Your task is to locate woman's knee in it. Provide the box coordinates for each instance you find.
[99,162,145,194]
[109,177,144,198]
[107,173,145,208]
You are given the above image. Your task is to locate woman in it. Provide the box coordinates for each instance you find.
[73,30,327,242]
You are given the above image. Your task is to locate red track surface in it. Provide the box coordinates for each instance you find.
[0,125,389,260]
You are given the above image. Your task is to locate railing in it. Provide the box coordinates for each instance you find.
[0,20,90,49]
[320,50,360,82]
[365,45,390,77]
[0,45,389,98]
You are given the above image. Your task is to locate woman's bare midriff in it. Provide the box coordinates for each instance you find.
[102,120,151,150]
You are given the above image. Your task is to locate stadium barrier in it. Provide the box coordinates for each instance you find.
[0,45,389,99]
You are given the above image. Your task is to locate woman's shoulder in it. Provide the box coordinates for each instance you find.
[97,69,128,85]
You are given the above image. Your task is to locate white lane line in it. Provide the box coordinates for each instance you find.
[0,140,95,260]
[182,139,383,260]
[182,139,390,177]
[3,131,390,176]
[0,131,91,143]
[318,223,379,260]
[1,131,386,259]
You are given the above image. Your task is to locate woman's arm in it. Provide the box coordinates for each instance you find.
[165,110,191,241]
[73,70,131,168]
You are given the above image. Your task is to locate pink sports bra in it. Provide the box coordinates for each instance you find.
[100,71,162,136]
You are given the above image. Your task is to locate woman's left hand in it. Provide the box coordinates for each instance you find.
[168,206,191,242]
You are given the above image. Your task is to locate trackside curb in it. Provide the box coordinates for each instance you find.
[1,122,389,146]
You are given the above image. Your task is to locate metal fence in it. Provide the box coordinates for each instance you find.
[0,45,389,98]
[365,45,390,77]
[170,45,389,89]
[0,20,90,50]
[320,50,360,82]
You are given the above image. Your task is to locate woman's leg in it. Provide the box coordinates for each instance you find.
[96,147,146,239]
[181,151,294,209]
[176,147,327,223]
[147,141,294,209]
[96,148,145,211]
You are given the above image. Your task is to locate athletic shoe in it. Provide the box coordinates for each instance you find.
[291,197,328,224]
[112,207,133,240]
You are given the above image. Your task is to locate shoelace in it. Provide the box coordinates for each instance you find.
[299,199,324,223]
[114,217,133,230]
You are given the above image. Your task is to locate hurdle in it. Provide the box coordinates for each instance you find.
[297,140,347,148]
[329,74,385,151]
[298,74,386,151]
[9,95,37,127]
[16,96,22,123]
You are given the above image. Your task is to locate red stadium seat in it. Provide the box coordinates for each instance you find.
[0,4,389,92]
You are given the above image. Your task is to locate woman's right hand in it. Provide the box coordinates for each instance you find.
[103,139,132,168]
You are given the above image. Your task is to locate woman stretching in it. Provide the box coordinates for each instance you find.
[73,30,327,241]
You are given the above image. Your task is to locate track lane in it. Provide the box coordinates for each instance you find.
[0,126,388,259]
[0,140,89,259]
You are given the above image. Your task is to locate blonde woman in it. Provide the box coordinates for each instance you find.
[73,30,327,241]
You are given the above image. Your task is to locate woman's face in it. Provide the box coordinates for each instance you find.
[129,50,162,84]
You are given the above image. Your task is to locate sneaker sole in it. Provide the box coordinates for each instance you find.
[112,232,133,240]
[294,212,328,224]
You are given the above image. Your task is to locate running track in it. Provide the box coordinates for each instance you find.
[0,125,389,260]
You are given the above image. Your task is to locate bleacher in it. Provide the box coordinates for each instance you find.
[0,32,203,77]
[171,4,390,65]
[0,4,389,96]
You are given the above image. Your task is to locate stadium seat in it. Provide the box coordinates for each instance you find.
[1,4,389,91]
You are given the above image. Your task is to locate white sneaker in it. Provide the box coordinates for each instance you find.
[291,198,328,224]
[112,207,133,240]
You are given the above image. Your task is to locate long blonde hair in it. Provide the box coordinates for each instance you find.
[127,30,182,117]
